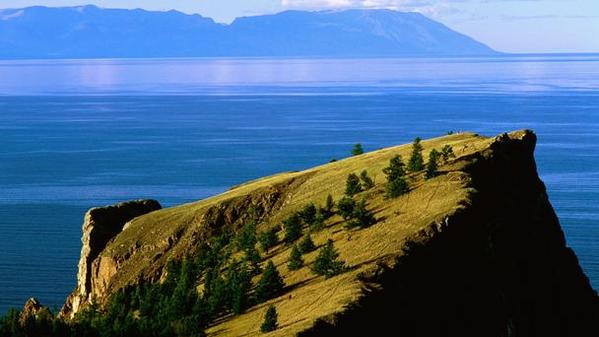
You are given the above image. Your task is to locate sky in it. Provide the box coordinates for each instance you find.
[1,1,598,53]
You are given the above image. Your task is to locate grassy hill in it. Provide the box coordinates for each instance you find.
[92,131,492,336]
[51,129,599,337]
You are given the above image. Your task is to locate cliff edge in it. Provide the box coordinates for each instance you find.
[61,130,599,336]
[60,199,161,318]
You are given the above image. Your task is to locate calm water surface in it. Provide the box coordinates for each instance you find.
[1,56,598,313]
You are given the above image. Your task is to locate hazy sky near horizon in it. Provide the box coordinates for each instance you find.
[1,1,598,53]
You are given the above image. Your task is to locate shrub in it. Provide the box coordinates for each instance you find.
[345,173,363,196]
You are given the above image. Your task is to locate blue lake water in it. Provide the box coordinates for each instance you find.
[1,56,598,314]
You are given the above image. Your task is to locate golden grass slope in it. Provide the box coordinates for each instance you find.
[99,131,509,336]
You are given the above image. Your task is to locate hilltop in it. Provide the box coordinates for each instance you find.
[0,6,498,59]
[38,130,598,337]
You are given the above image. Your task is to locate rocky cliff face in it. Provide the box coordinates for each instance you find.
[59,130,599,336]
[19,298,52,326]
[60,199,161,318]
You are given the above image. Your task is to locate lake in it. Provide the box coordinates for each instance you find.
[1,56,598,314]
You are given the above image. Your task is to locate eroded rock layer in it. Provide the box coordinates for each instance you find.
[60,199,161,318]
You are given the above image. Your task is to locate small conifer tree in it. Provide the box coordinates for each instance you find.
[425,149,440,179]
[324,194,335,216]
[441,144,455,163]
[260,305,278,333]
[352,143,364,156]
[258,228,278,253]
[383,155,406,181]
[359,170,375,190]
[311,209,326,231]
[298,234,316,253]
[384,155,409,198]
[407,137,424,172]
[256,261,285,303]
[243,246,262,275]
[227,261,252,314]
[298,203,317,225]
[283,213,302,244]
[346,199,376,229]
[312,240,346,278]
[345,173,363,196]
[236,221,257,252]
[386,178,409,198]
[288,245,304,271]
[337,196,356,220]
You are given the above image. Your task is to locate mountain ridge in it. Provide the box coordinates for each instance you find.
[0,5,498,59]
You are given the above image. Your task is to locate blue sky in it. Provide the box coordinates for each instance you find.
[1,0,598,53]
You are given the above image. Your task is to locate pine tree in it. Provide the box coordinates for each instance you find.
[352,143,364,156]
[204,270,228,316]
[346,199,376,229]
[310,209,326,231]
[312,240,346,278]
[258,228,278,253]
[386,177,409,198]
[383,155,406,181]
[384,155,409,198]
[298,203,317,226]
[345,173,363,196]
[425,149,440,179]
[359,170,375,190]
[226,261,252,314]
[283,213,303,244]
[324,194,335,217]
[441,144,455,163]
[169,258,195,317]
[407,137,424,172]
[337,196,356,220]
[298,234,316,253]
[236,221,257,252]
[256,261,285,303]
[287,245,304,271]
[260,305,278,333]
[243,246,262,275]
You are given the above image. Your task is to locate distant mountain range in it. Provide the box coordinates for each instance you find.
[0,5,498,59]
